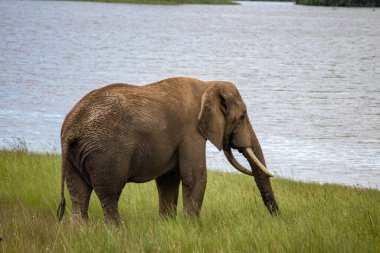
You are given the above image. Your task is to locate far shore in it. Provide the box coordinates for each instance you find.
[53,0,238,5]
[51,0,380,7]
[295,0,379,7]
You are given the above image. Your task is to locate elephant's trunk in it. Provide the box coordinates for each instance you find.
[223,146,279,214]
[245,125,279,215]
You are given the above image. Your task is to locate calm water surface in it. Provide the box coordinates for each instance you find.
[0,1,379,189]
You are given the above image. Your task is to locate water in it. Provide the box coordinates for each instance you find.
[1,1,379,189]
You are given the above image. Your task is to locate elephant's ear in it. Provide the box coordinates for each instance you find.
[198,84,227,151]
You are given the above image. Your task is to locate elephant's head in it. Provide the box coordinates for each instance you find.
[198,82,279,214]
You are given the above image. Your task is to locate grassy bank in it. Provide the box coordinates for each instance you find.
[296,0,379,7]
[58,0,237,5]
[1,150,379,252]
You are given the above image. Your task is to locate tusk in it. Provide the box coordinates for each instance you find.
[243,148,274,177]
[223,148,253,176]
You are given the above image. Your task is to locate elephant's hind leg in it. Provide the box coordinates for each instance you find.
[65,160,93,222]
[93,187,122,224]
[87,153,128,224]
[155,169,180,218]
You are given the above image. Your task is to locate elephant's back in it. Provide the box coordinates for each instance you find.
[61,78,205,145]
[61,84,134,143]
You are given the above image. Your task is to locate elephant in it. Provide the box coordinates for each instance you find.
[56,77,279,223]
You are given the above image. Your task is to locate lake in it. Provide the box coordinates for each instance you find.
[0,0,379,189]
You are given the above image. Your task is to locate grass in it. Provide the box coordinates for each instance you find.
[56,0,238,5]
[0,150,379,252]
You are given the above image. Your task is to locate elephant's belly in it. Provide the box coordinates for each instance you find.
[127,149,178,183]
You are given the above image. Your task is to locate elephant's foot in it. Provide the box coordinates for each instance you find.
[159,208,177,219]
[181,169,207,217]
[182,182,206,217]
[104,212,121,225]
[68,209,90,225]
[102,204,121,225]
[183,205,201,217]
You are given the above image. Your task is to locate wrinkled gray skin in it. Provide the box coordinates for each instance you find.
[57,77,278,223]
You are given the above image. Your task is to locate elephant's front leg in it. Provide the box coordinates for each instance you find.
[155,169,180,218]
[179,139,207,216]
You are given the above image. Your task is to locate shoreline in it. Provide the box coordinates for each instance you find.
[51,0,238,5]
[1,149,378,191]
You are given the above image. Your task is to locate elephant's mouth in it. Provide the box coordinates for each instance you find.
[223,135,232,150]
[223,147,274,177]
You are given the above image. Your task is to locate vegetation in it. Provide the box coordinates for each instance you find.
[58,0,237,5]
[1,149,379,252]
[296,0,379,7]
[56,0,380,6]
[239,0,293,2]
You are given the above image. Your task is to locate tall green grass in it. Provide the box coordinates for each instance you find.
[1,150,379,252]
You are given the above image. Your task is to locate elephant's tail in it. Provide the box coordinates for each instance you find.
[56,151,67,222]
[57,194,66,222]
